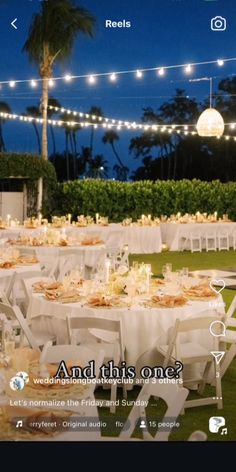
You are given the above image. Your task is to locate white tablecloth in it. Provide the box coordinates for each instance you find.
[161,222,236,251]
[28,293,223,367]
[67,224,162,254]
[1,224,162,254]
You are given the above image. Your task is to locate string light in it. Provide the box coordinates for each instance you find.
[48,104,236,133]
[48,79,54,87]
[1,55,235,89]
[88,75,96,84]
[64,74,72,82]
[30,80,37,88]
[185,64,192,74]
[1,110,236,143]
[9,81,16,88]
[158,68,165,76]
[136,70,143,78]
[109,73,117,82]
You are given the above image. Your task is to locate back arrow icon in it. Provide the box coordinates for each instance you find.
[11,18,18,30]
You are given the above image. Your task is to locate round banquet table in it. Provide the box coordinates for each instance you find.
[1,223,162,254]
[7,244,105,270]
[28,292,224,368]
[160,221,236,251]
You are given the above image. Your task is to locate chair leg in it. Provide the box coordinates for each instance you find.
[110,381,117,414]
[220,344,236,379]
[215,364,223,409]
[198,361,212,394]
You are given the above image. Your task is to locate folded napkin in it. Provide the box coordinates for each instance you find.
[150,294,187,307]
[17,255,39,265]
[87,294,121,307]
[0,261,16,269]
[80,237,103,246]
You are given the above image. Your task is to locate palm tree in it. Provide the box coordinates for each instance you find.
[87,106,104,155]
[0,102,12,152]
[47,97,62,155]
[113,164,129,181]
[23,0,95,161]
[24,105,41,154]
[102,130,127,169]
[60,112,82,180]
[87,154,108,178]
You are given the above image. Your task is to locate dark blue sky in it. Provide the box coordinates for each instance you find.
[0,0,236,175]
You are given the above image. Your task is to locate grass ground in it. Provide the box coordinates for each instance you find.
[96,250,236,441]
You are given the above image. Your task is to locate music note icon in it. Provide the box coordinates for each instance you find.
[221,428,227,435]
[16,420,23,428]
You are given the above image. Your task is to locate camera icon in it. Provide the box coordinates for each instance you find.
[211,16,226,31]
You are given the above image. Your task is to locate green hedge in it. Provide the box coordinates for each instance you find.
[51,179,236,221]
[0,153,57,214]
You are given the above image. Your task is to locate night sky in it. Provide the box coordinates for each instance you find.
[0,0,236,175]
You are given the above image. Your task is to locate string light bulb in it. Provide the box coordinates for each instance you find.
[217,59,224,66]
[64,74,72,82]
[30,80,37,88]
[109,73,117,82]
[185,64,192,74]
[48,79,54,87]
[136,70,143,78]
[88,75,96,84]
[158,68,165,76]
[9,81,16,88]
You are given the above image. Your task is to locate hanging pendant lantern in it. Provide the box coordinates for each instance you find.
[196,107,224,137]
[196,77,224,137]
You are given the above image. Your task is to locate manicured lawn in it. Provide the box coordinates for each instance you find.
[96,251,236,441]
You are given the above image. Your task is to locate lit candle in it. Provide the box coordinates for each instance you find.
[95,213,99,224]
[141,214,145,221]
[148,214,151,220]
[38,213,42,225]
[105,259,111,283]
[68,213,72,225]
[6,214,11,227]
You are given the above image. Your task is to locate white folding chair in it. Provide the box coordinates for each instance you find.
[0,302,55,351]
[57,249,85,281]
[66,314,127,413]
[35,247,59,277]
[217,296,236,379]
[157,314,224,409]
[190,232,202,253]
[40,341,104,397]
[232,230,236,250]
[119,380,188,441]
[8,270,43,313]
[217,231,230,251]
[205,231,217,252]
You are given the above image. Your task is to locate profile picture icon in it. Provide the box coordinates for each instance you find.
[16,371,29,384]
[9,375,25,391]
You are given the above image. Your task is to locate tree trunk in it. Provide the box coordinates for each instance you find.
[0,121,6,152]
[50,125,56,155]
[33,123,41,154]
[37,177,43,213]
[90,127,94,155]
[65,132,70,181]
[41,77,49,160]
[111,142,125,168]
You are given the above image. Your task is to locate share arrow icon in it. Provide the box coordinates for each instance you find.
[211,351,225,365]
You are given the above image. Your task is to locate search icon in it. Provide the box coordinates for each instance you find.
[209,320,226,337]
